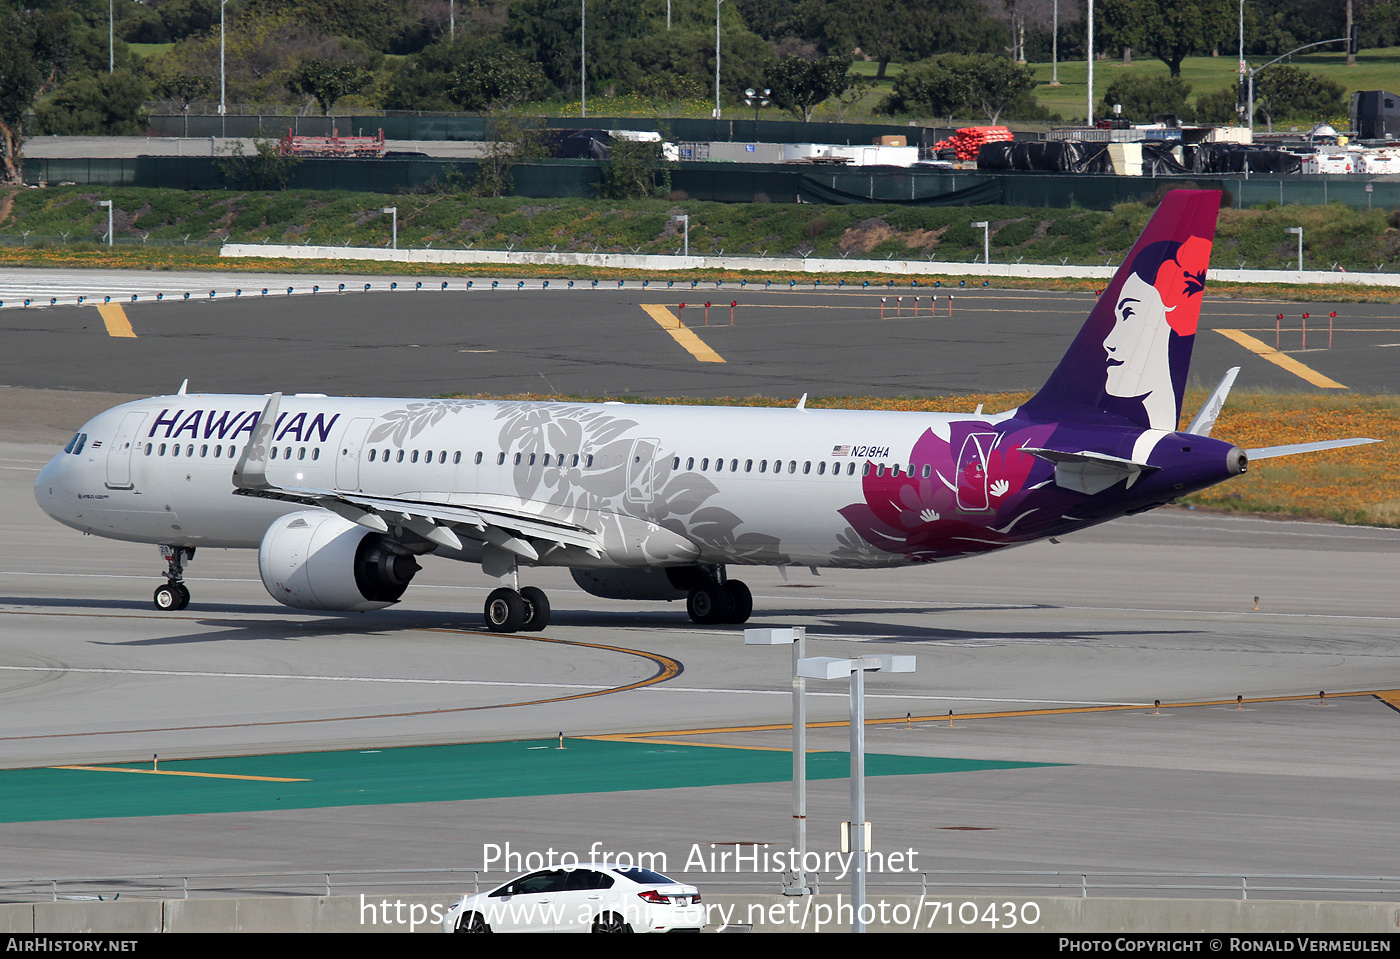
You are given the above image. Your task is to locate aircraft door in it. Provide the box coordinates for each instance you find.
[336,418,373,492]
[955,432,997,511]
[625,437,660,504]
[104,411,148,490]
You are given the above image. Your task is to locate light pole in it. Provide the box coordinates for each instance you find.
[381,206,398,250]
[744,87,770,124]
[1050,0,1059,85]
[714,0,724,119]
[98,200,112,248]
[219,0,227,138]
[1238,0,1246,121]
[745,627,812,896]
[972,220,990,265]
[1284,226,1303,271]
[798,654,916,933]
[580,0,587,119]
[1086,0,1095,125]
[109,0,114,73]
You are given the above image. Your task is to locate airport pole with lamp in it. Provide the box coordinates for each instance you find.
[1050,0,1059,85]
[580,0,586,119]
[972,220,990,266]
[714,0,724,119]
[1284,226,1303,271]
[671,214,689,257]
[745,627,812,896]
[797,653,916,933]
[744,87,770,125]
[98,200,112,248]
[1086,0,1094,125]
[219,0,227,138]
[382,206,398,250]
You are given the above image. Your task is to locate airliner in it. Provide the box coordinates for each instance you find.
[34,191,1376,632]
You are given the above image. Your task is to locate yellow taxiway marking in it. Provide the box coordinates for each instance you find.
[96,303,136,338]
[54,765,307,782]
[598,689,1400,742]
[640,304,724,363]
[1216,329,1347,389]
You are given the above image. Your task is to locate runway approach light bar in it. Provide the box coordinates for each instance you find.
[797,655,915,680]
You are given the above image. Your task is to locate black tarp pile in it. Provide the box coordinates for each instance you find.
[547,129,614,159]
[1140,142,1189,175]
[977,140,1114,173]
[1191,143,1303,174]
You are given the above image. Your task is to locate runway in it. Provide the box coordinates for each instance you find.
[2,271,1398,908]
[2,270,1398,397]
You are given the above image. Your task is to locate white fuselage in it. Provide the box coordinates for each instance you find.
[36,393,1005,570]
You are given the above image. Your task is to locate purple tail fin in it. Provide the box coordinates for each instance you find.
[1020,190,1220,432]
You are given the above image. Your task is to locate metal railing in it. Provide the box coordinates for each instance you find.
[2,868,1397,904]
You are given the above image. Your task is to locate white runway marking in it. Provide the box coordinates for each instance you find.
[0,665,1138,706]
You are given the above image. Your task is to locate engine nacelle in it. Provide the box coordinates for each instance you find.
[570,567,696,601]
[259,510,420,611]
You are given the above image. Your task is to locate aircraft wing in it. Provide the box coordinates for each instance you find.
[234,484,603,560]
[230,393,601,560]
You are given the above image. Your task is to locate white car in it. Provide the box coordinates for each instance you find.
[442,863,704,933]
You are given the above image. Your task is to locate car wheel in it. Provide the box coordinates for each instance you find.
[455,912,490,933]
[591,912,632,933]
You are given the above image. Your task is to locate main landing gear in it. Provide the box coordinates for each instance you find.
[153,545,195,611]
[484,585,551,633]
[686,577,752,626]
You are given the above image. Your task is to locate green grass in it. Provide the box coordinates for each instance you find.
[4,187,1399,276]
[126,42,174,59]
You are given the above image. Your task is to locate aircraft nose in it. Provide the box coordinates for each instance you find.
[34,451,72,520]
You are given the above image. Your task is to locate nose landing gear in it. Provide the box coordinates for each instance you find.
[154,545,194,611]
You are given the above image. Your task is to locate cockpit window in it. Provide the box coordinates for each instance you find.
[64,433,87,455]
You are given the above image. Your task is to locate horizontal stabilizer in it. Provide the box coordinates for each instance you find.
[1246,438,1380,460]
[1186,366,1240,437]
[1020,447,1158,495]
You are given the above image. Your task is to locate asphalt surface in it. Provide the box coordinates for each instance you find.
[1,275,1397,911]
[1,270,1398,398]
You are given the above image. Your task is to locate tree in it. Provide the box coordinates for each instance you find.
[1098,0,1233,78]
[885,54,1036,124]
[0,3,73,185]
[33,69,151,135]
[447,49,547,112]
[798,0,1008,79]
[764,54,853,121]
[216,139,301,190]
[599,138,668,200]
[1098,73,1193,123]
[471,118,547,198]
[288,58,372,115]
[616,27,775,106]
[1194,86,1241,125]
[1252,65,1345,132]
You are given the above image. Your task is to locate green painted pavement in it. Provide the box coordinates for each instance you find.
[1,739,1053,823]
